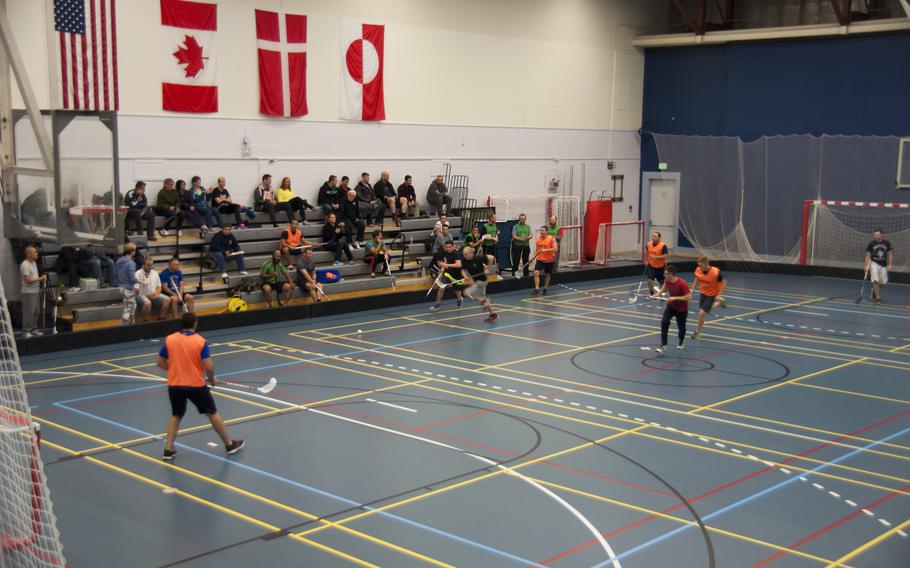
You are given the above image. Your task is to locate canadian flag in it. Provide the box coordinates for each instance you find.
[255,10,307,117]
[161,0,217,113]
[339,19,385,121]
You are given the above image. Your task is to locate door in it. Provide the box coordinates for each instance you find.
[641,172,680,249]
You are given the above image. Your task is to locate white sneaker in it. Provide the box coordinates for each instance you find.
[353,243,361,249]
[32,330,43,336]
[201,225,210,232]
[221,272,229,279]
[68,287,81,293]
[240,271,248,276]
[159,229,169,237]
[655,346,666,353]
[24,332,33,338]
[677,344,685,351]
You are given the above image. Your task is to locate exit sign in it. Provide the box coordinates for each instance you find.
[657,162,668,171]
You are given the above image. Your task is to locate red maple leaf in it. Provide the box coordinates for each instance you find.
[172,35,206,78]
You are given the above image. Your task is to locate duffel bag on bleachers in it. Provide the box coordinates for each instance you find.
[315,269,341,284]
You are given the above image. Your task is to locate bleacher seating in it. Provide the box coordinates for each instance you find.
[39,209,464,329]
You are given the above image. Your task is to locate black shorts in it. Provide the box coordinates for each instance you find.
[647,266,666,283]
[699,294,716,313]
[535,260,554,275]
[168,386,217,417]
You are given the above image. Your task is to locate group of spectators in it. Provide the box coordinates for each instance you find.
[122,172,454,241]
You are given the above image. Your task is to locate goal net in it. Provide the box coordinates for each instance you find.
[800,200,910,272]
[593,221,646,265]
[558,225,582,267]
[0,276,66,568]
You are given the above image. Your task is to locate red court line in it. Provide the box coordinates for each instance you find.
[539,407,910,565]
[750,481,910,568]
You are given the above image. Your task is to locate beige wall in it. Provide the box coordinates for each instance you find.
[8,0,664,129]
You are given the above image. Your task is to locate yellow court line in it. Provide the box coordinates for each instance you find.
[517,296,910,357]
[22,346,258,385]
[398,314,582,349]
[22,343,260,376]
[301,329,910,458]
[826,517,910,567]
[37,416,453,567]
[101,361,280,413]
[793,382,910,406]
[39,436,382,568]
[246,337,910,494]
[528,476,849,567]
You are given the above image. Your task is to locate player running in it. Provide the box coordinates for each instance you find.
[864,228,892,305]
[691,256,726,339]
[532,226,558,296]
[156,313,244,462]
[651,265,691,353]
[429,240,464,311]
[461,245,498,323]
[646,231,669,294]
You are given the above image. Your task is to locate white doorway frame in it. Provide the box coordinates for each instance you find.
[640,171,680,248]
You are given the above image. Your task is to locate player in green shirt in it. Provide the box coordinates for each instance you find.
[482,214,499,258]
[546,215,563,271]
[365,230,389,277]
[260,249,293,307]
[510,213,532,278]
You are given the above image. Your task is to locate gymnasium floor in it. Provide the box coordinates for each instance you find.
[21,271,910,568]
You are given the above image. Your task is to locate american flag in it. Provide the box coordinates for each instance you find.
[54,0,119,110]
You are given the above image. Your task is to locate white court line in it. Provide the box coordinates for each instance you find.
[366,398,418,413]
[214,385,620,568]
[784,310,830,317]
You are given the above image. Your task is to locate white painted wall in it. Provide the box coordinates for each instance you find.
[8,0,663,129]
[3,0,663,299]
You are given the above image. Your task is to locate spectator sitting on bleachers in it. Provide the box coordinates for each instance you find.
[253,174,279,227]
[426,175,452,216]
[322,213,355,266]
[114,242,139,325]
[276,176,313,224]
[430,223,455,255]
[54,244,102,292]
[434,214,450,232]
[260,249,293,308]
[355,172,383,225]
[397,175,417,219]
[176,179,206,234]
[191,176,222,230]
[159,258,195,315]
[295,248,323,303]
[154,178,181,236]
[340,189,365,247]
[339,175,352,196]
[124,181,157,241]
[317,175,342,216]
[375,171,399,226]
[211,177,253,229]
[210,224,248,283]
[280,218,312,268]
[135,257,175,322]
[364,230,389,278]
[464,225,484,252]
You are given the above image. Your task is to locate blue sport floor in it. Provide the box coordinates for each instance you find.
[22,271,910,567]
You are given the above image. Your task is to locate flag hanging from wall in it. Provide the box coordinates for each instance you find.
[255,10,307,117]
[339,19,385,121]
[53,0,119,110]
[161,0,217,113]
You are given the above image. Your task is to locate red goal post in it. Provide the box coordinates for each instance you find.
[799,200,910,269]
[593,221,646,265]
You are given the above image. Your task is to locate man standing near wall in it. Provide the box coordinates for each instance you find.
[19,246,46,337]
[510,213,532,278]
